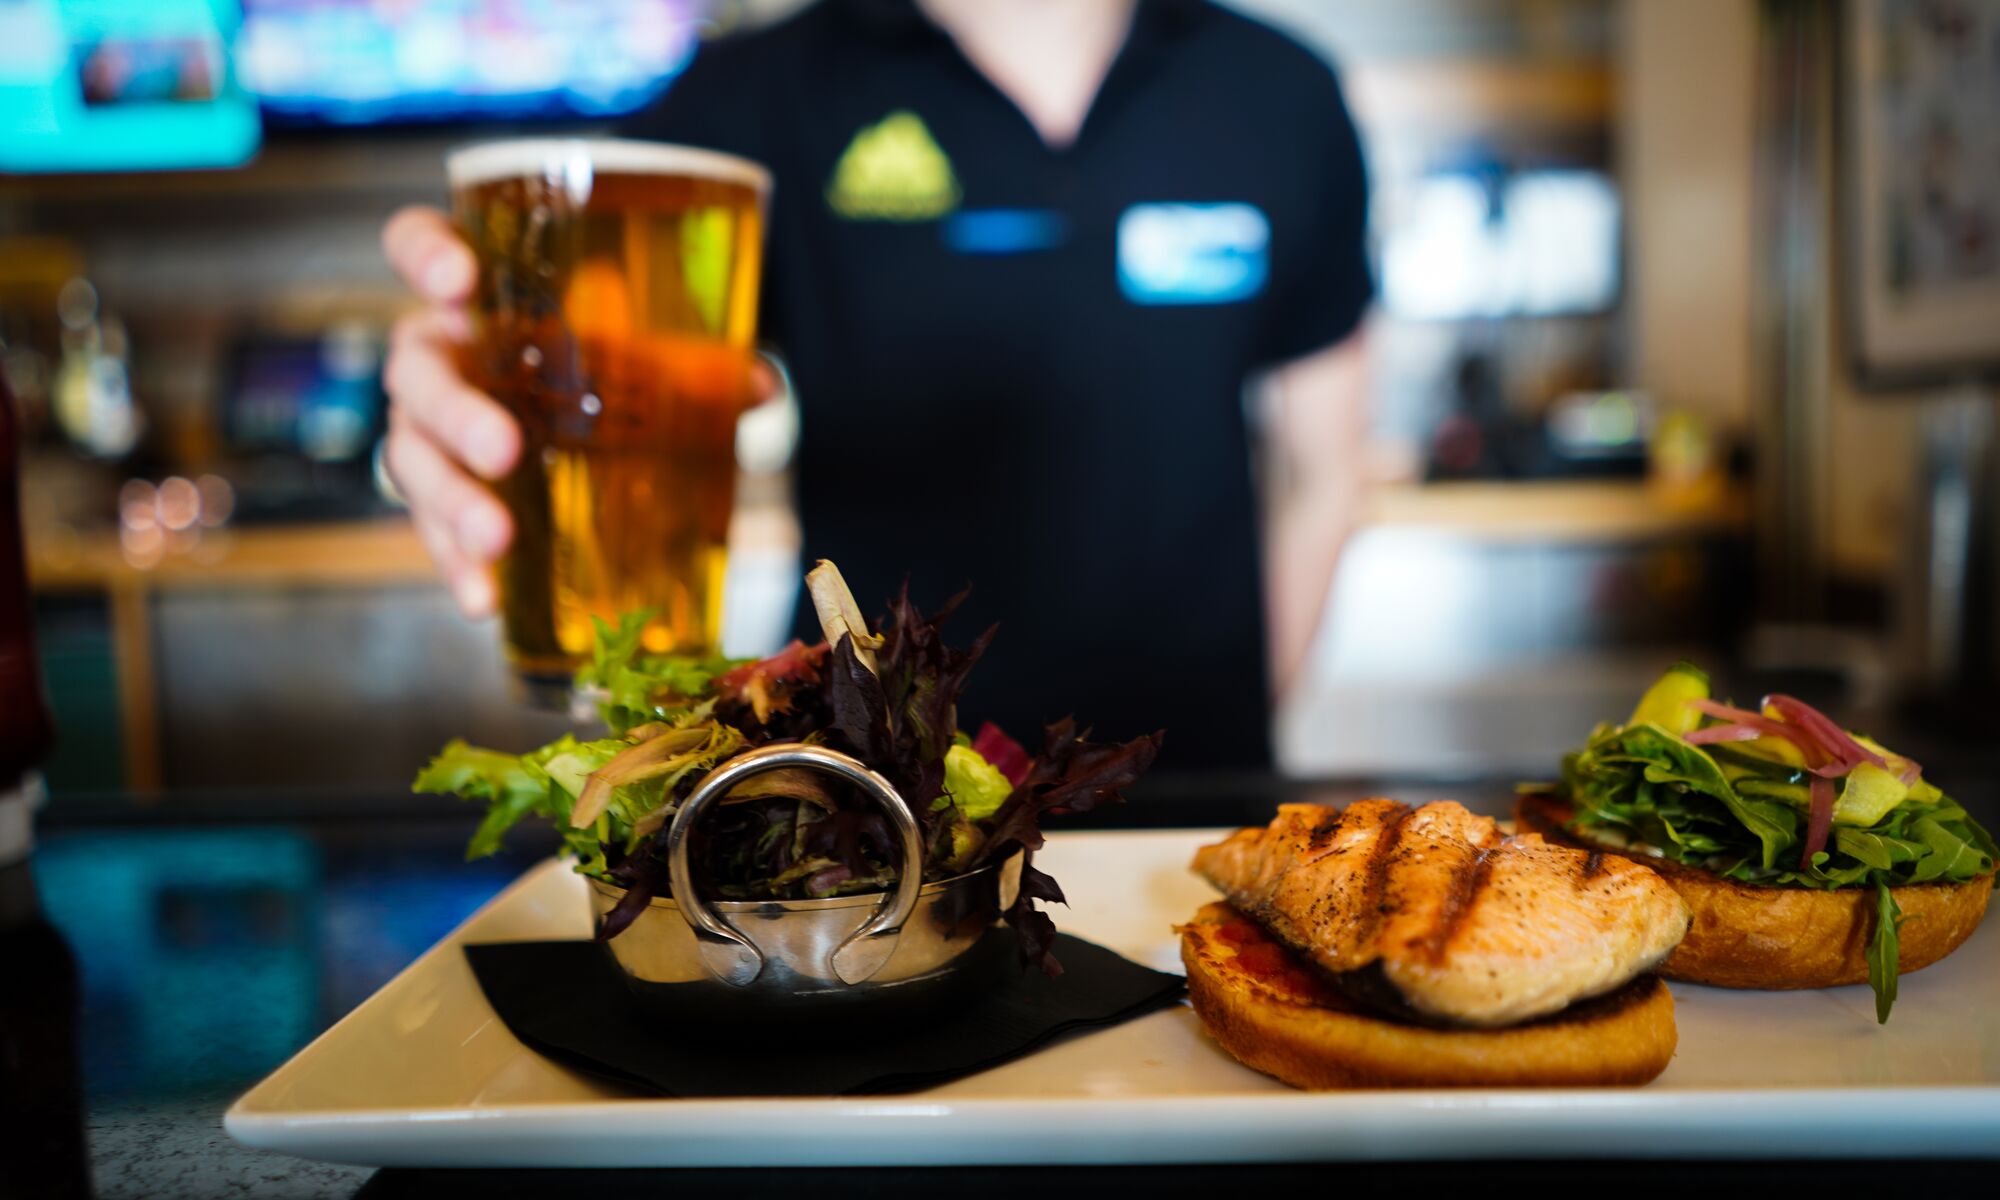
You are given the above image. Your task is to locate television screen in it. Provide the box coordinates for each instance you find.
[0,0,261,172]
[1380,168,1622,320]
[0,0,706,173]
[237,0,702,127]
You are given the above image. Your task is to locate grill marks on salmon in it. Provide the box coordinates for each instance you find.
[1192,800,1690,1027]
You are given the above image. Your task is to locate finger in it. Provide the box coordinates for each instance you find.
[750,358,782,405]
[384,413,514,565]
[385,310,520,479]
[383,205,477,304]
[411,507,496,618]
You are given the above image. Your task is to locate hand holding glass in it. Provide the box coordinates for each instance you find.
[447,139,770,699]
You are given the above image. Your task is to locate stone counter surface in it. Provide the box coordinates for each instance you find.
[92,1087,366,1199]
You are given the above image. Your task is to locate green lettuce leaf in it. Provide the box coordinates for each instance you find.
[540,737,629,801]
[574,611,742,735]
[937,742,1013,822]
[413,740,554,860]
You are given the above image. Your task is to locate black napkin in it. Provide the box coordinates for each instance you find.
[463,935,1185,1097]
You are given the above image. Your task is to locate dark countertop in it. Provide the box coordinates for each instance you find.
[29,772,2000,1198]
[39,815,549,1199]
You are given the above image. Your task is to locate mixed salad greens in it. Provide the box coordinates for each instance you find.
[414,562,1162,974]
[1544,662,1996,1022]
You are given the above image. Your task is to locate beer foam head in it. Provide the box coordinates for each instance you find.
[446,138,771,196]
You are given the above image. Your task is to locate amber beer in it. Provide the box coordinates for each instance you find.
[447,140,768,697]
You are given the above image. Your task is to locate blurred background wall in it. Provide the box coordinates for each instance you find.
[4,0,1995,796]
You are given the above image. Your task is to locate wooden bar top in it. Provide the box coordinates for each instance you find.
[1362,479,1748,543]
[27,517,438,592]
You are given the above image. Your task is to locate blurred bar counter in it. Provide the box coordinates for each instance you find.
[1364,478,1747,541]
[1286,477,1753,778]
[28,518,432,799]
[25,513,573,801]
[24,478,1748,798]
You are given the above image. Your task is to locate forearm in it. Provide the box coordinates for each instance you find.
[1261,328,1373,699]
[1266,468,1366,698]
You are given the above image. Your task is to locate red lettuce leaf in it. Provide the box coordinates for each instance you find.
[982,718,1164,863]
[714,639,830,736]
[972,721,1032,787]
[980,718,1164,972]
[1005,859,1069,977]
[823,583,994,831]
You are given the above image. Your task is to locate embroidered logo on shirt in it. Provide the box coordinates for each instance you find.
[1117,203,1270,305]
[826,110,962,221]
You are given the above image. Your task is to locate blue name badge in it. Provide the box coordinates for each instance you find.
[1117,203,1269,305]
[942,208,1069,255]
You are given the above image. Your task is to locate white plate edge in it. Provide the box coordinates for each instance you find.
[221,830,2000,1164]
[225,856,575,1123]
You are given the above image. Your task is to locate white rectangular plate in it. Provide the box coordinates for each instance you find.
[227,830,2000,1166]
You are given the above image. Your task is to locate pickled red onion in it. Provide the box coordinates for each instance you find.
[1676,690,1925,877]
[1801,775,1836,870]
[1763,694,1921,785]
[1690,699,1829,766]
[1685,723,1764,745]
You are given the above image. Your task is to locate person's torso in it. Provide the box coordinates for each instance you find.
[634,1,1358,766]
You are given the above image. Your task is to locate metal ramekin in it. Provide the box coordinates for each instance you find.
[586,743,1021,1017]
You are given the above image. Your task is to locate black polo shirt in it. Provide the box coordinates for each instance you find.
[624,0,1371,768]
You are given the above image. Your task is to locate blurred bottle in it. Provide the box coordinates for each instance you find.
[1648,408,1725,514]
[0,371,91,1199]
[51,276,141,461]
[299,321,382,464]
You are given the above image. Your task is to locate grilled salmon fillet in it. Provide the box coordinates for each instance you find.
[1192,800,1690,1027]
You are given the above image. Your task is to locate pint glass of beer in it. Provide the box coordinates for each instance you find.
[446,139,769,700]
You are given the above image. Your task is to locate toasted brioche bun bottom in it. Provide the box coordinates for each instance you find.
[1178,902,1677,1089]
[1516,792,1995,990]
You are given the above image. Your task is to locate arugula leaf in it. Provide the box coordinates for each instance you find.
[1559,712,1993,892]
[1832,826,1923,872]
[1906,817,1995,883]
[1579,723,1794,868]
[1865,880,1904,1024]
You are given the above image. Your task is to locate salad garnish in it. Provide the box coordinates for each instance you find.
[414,561,1163,975]
[1538,662,1995,1022]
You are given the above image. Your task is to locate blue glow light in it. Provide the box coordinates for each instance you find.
[0,0,261,173]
